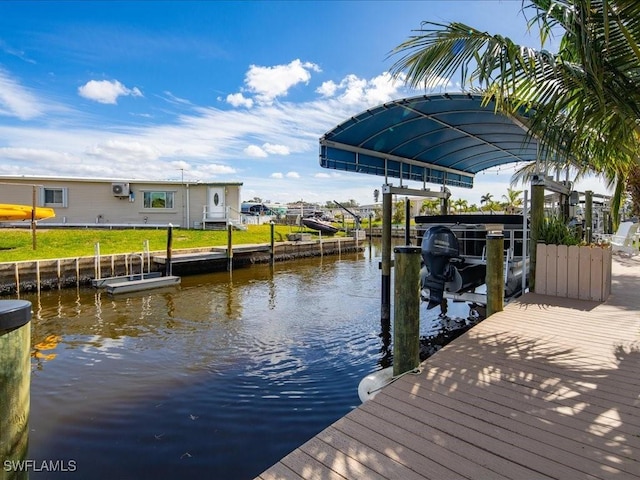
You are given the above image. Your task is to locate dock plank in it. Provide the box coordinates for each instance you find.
[256,253,640,480]
[299,437,387,480]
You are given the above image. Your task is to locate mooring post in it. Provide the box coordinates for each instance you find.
[31,185,37,251]
[94,242,101,280]
[0,300,32,480]
[404,197,411,245]
[393,246,421,377]
[166,224,173,276]
[486,232,504,317]
[270,221,275,266]
[227,223,233,271]
[381,188,392,323]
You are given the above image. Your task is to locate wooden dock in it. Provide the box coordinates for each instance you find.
[152,244,271,265]
[257,254,640,479]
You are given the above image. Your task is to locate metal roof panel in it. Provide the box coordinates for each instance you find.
[319,93,538,189]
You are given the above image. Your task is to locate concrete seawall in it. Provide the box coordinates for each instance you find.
[0,238,365,296]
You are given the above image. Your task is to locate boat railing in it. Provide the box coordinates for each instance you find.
[129,253,145,280]
[449,226,527,259]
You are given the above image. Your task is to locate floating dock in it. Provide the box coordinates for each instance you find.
[105,275,181,295]
[91,271,163,288]
[257,254,640,479]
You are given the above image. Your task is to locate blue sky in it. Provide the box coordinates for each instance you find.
[0,1,608,206]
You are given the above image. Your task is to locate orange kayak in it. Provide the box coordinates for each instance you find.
[0,204,56,221]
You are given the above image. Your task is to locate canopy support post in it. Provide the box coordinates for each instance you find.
[381,185,392,324]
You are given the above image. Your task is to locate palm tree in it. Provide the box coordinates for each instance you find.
[452,198,469,213]
[390,0,640,226]
[392,200,406,224]
[421,198,440,214]
[480,193,493,208]
[502,188,523,213]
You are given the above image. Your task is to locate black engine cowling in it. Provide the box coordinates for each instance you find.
[420,225,460,309]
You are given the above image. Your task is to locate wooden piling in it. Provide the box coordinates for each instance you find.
[166,224,173,276]
[227,223,233,271]
[270,221,275,266]
[0,300,31,478]
[381,189,392,323]
[393,246,421,377]
[404,198,411,245]
[14,263,19,296]
[486,233,504,317]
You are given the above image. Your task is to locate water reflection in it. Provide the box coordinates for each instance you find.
[24,245,398,479]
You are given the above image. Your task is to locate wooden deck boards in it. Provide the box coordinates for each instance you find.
[257,253,640,480]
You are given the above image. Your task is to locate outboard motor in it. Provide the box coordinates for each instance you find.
[420,225,460,309]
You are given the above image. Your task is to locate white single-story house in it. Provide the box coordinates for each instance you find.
[0,176,243,229]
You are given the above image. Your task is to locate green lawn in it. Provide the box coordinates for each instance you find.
[0,225,320,262]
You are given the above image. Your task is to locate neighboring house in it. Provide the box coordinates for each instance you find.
[0,176,242,229]
[358,203,382,219]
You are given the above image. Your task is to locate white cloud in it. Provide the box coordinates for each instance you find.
[78,79,143,104]
[244,145,268,157]
[170,160,191,171]
[163,91,193,106]
[421,74,453,91]
[242,59,321,104]
[0,67,466,205]
[0,69,43,119]
[199,163,236,175]
[332,72,402,106]
[262,143,290,155]
[243,142,289,157]
[313,171,342,179]
[316,80,338,98]
[85,139,159,161]
[226,92,253,108]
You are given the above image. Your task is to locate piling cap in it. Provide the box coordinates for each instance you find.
[0,300,32,332]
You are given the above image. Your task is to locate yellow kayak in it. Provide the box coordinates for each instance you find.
[0,204,56,221]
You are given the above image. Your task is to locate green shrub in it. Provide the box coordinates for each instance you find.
[536,215,581,246]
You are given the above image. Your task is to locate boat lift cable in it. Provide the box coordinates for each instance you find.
[332,200,361,229]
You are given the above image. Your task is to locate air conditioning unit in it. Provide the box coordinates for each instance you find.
[112,183,130,197]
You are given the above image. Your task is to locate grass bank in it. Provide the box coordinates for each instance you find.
[0,225,322,262]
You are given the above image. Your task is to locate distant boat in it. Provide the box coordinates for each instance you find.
[0,204,56,221]
[301,216,339,235]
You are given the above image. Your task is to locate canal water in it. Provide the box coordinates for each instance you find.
[24,242,468,479]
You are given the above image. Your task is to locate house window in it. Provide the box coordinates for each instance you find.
[143,191,175,209]
[40,187,68,207]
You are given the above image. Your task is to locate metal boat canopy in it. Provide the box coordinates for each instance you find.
[319,93,539,188]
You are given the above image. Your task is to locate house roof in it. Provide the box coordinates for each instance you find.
[0,175,242,187]
[319,93,539,189]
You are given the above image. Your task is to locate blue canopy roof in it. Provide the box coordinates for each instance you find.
[319,93,539,189]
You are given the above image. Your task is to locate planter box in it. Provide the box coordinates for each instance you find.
[535,244,612,301]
